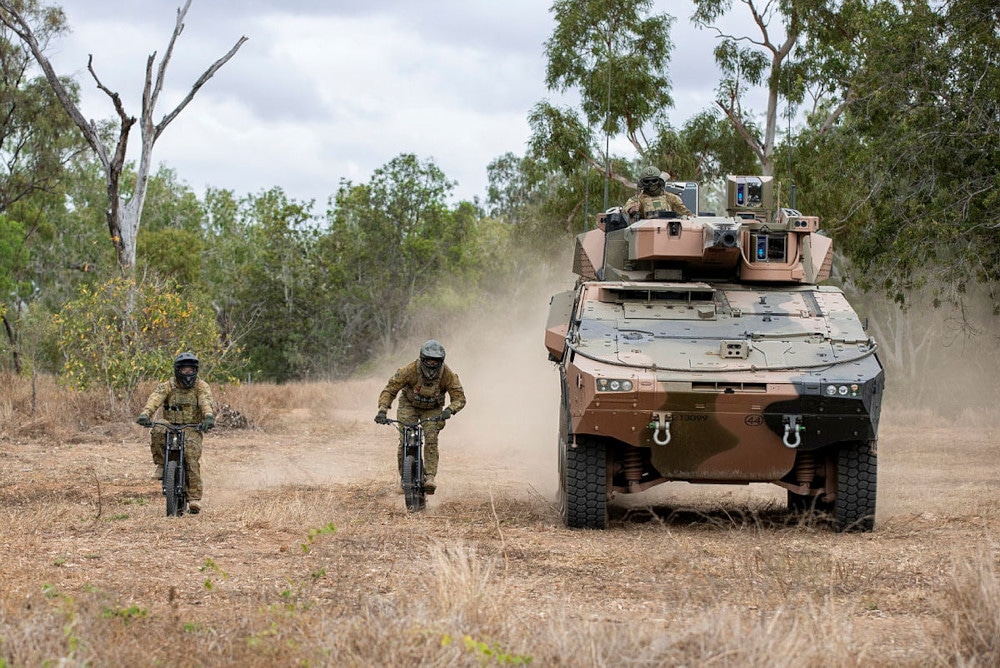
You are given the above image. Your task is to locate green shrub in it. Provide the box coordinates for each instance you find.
[53,274,224,408]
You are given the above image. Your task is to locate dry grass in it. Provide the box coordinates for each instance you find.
[938,549,1000,666]
[0,376,998,665]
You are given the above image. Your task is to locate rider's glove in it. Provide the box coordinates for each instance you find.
[201,415,215,432]
[136,414,151,427]
[375,410,388,424]
[440,407,453,420]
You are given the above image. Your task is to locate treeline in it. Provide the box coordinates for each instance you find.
[2,154,526,386]
[1,0,998,398]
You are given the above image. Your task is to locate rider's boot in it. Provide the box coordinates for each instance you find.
[151,464,163,480]
[424,474,436,494]
[188,501,201,514]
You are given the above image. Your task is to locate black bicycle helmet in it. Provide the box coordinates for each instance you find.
[419,340,445,379]
[173,352,200,389]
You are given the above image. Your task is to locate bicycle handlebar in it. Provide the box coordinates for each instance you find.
[382,416,444,428]
[145,421,203,432]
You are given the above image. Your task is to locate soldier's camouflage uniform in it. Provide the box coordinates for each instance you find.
[378,361,466,477]
[624,190,693,220]
[141,378,215,501]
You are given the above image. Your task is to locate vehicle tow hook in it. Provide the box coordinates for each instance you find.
[782,415,803,448]
[650,413,672,446]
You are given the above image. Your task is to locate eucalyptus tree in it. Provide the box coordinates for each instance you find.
[0,0,246,272]
[531,0,677,204]
[229,187,319,381]
[0,1,88,372]
[690,0,818,176]
[799,0,1000,308]
[326,153,457,362]
[0,3,84,212]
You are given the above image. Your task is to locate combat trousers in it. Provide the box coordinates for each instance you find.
[395,401,446,477]
[150,426,205,501]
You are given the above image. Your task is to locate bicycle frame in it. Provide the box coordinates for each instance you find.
[383,416,442,512]
[148,422,201,516]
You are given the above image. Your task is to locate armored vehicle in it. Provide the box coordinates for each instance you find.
[545,175,883,531]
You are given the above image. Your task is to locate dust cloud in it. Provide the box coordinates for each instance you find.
[429,266,578,500]
[255,262,581,503]
[305,260,580,503]
[859,286,1000,424]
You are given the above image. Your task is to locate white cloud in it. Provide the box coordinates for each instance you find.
[42,0,774,205]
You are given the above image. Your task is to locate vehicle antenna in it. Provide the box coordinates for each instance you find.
[602,23,611,211]
[786,67,797,209]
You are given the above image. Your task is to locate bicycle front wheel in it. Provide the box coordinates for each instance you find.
[164,460,182,516]
[401,454,425,512]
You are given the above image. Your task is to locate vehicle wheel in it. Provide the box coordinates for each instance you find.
[834,440,877,532]
[164,460,181,517]
[562,436,608,529]
[401,454,424,512]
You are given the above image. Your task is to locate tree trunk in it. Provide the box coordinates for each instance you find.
[2,313,22,374]
[0,0,246,274]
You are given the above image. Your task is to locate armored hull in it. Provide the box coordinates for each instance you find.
[546,176,884,531]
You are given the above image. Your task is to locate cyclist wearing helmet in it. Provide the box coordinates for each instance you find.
[624,165,693,221]
[136,352,216,514]
[375,340,466,494]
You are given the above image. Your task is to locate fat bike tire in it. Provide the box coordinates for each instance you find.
[164,460,182,517]
[401,454,424,512]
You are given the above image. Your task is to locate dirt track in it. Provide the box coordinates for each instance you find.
[2,375,999,666]
[1,295,999,664]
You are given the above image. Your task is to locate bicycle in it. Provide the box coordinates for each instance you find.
[145,421,202,516]
[381,416,443,512]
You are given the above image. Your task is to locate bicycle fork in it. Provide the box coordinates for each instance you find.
[407,426,424,487]
[163,434,187,501]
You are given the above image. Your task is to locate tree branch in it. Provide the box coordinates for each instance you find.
[716,99,765,165]
[154,35,248,141]
[0,0,108,166]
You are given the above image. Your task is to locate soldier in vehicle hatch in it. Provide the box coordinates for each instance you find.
[624,165,693,221]
[375,340,466,494]
[136,352,215,514]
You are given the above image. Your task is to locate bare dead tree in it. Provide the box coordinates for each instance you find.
[0,0,247,272]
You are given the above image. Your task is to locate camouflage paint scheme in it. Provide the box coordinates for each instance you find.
[546,176,884,530]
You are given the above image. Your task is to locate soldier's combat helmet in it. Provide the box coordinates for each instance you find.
[174,352,200,389]
[638,165,665,195]
[419,340,445,380]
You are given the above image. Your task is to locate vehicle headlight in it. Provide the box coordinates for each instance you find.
[824,383,860,398]
[597,378,634,392]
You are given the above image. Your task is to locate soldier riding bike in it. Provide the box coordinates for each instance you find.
[375,340,466,495]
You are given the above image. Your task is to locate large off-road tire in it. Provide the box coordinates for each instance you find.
[833,441,877,532]
[401,454,425,512]
[561,436,608,529]
[164,460,181,517]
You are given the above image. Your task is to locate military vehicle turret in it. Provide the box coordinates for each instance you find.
[545,175,883,531]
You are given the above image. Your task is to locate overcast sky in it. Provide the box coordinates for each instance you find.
[46,1,739,206]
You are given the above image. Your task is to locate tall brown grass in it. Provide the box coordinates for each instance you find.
[1,374,998,666]
[0,373,377,437]
[5,529,995,666]
[939,549,1000,665]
